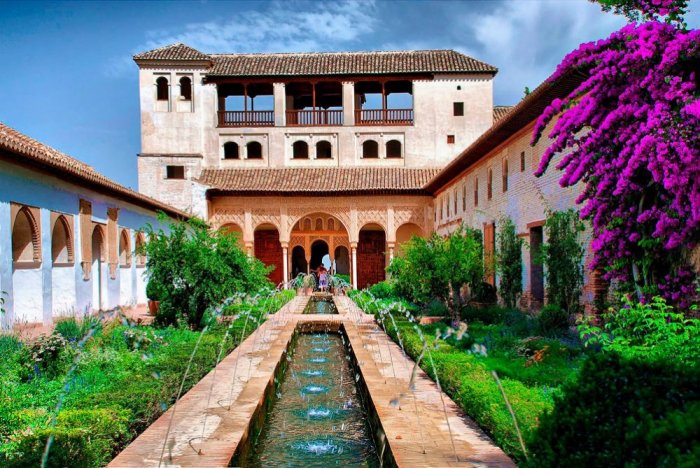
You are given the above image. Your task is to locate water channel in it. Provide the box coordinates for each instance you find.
[303,296,339,314]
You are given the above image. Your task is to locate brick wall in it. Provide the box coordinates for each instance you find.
[357,230,386,289]
[254,230,283,285]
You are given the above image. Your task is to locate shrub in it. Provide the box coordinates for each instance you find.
[538,304,570,335]
[496,217,523,308]
[461,305,509,324]
[142,215,271,327]
[424,298,449,317]
[368,281,394,299]
[540,209,585,314]
[122,328,164,352]
[20,334,71,380]
[527,352,700,467]
[475,281,498,303]
[54,318,82,343]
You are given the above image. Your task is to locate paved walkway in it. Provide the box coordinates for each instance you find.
[109,295,513,467]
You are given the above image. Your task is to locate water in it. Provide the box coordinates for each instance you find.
[241,333,380,467]
[303,297,338,314]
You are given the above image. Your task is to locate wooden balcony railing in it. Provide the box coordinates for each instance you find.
[218,110,274,127]
[286,109,343,126]
[355,109,414,126]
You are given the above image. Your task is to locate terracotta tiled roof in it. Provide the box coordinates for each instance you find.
[133,42,211,62]
[133,43,497,76]
[199,167,441,195]
[493,106,513,122]
[0,122,189,219]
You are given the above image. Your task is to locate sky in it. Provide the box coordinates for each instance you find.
[1,0,698,189]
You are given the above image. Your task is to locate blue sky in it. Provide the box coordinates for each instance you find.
[1,0,698,189]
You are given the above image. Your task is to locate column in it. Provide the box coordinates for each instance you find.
[245,242,254,257]
[273,82,286,126]
[342,81,355,126]
[281,243,289,288]
[388,242,395,261]
[351,242,358,289]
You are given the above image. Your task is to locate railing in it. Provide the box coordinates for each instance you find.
[218,110,274,127]
[286,109,343,126]
[356,109,414,126]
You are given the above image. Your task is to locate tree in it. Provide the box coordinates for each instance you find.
[532,0,699,307]
[141,214,271,327]
[388,225,484,326]
[496,217,523,308]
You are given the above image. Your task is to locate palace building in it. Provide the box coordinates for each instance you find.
[133,42,605,307]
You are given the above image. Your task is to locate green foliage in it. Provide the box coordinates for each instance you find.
[578,295,700,365]
[538,304,571,336]
[54,318,82,343]
[368,281,394,299]
[527,352,700,467]
[141,214,271,327]
[496,217,523,308]
[540,209,585,314]
[20,334,72,380]
[122,328,164,352]
[388,225,484,324]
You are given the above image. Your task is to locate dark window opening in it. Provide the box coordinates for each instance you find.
[156,77,169,101]
[293,141,309,159]
[247,141,263,159]
[503,160,509,192]
[520,151,526,172]
[179,76,192,101]
[316,141,332,159]
[223,142,239,159]
[447,135,455,144]
[487,169,493,200]
[362,140,379,158]
[453,102,464,116]
[166,165,185,179]
[474,178,479,206]
[386,140,402,158]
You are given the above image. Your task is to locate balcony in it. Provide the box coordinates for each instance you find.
[356,109,414,126]
[218,111,274,127]
[286,109,343,126]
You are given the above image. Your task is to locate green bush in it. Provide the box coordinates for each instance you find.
[368,281,394,299]
[538,304,570,335]
[20,334,72,380]
[496,217,523,308]
[54,318,82,342]
[141,215,271,327]
[424,298,449,317]
[527,352,700,467]
[461,305,509,324]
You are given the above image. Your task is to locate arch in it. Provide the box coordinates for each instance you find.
[179,76,192,101]
[12,206,40,264]
[91,225,106,310]
[327,218,335,231]
[291,245,308,278]
[315,218,323,231]
[358,223,386,288]
[386,139,402,158]
[290,211,350,237]
[254,223,282,285]
[292,140,309,159]
[156,77,169,101]
[119,229,131,267]
[334,245,349,275]
[316,140,332,159]
[362,140,379,159]
[220,223,244,248]
[246,141,263,159]
[303,218,312,231]
[52,215,74,264]
[135,231,146,267]
[396,223,424,253]
[223,142,239,160]
[310,240,329,271]
[92,225,105,263]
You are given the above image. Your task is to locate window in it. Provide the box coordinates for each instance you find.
[179,76,192,101]
[166,166,185,179]
[12,206,40,264]
[293,141,309,159]
[502,160,509,192]
[453,190,457,214]
[362,140,379,158]
[386,140,402,158]
[462,184,467,211]
[223,142,239,159]
[135,232,146,267]
[247,141,263,159]
[303,218,312,230]
[520,151,526,172]
[316,141,332,159]
[315,218,323,230]
[119,229,131,267]
[487,169,493,200]
[447,135,455,144]
[52,215,73,265]
[474,177,479,206]
[453,102,464,116]
[327,218,335,230]
[156,77,169,101]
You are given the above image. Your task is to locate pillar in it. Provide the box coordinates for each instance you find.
[245,242,253,257]
[273,82,286,126]
[388,242,395,261]
[342,81,355,126]
[351,242,358,289]
[281,243,289,288]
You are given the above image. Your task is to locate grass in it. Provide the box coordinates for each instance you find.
[350,290,585,462]
[0,289,295,467]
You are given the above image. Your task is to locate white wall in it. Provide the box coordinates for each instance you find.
[51,267,75,316]
[12,269,43,323]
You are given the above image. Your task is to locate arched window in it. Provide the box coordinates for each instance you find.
[293,141,309,159]
[315,218,323,230]
[247,141,262,159]
[119,229,131,267]
[52,215,73,265]
[502,159,509,192]
[303,218,312,231]
[487,169,493,200]
[156,77,169,101]
[316,141,332,159]
[12,207,40,264]
[135,232,146,267]
[362,140,379,159]
[327,218,335,231]
[179,76,192,101]
[386,140,402,158]
[223,142,239,160]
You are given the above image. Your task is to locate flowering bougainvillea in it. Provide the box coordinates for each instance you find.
[533,1,699,306]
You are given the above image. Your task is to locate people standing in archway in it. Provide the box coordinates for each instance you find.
[317,265,329,292]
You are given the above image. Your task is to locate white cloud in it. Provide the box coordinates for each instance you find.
[105,0,377,77]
